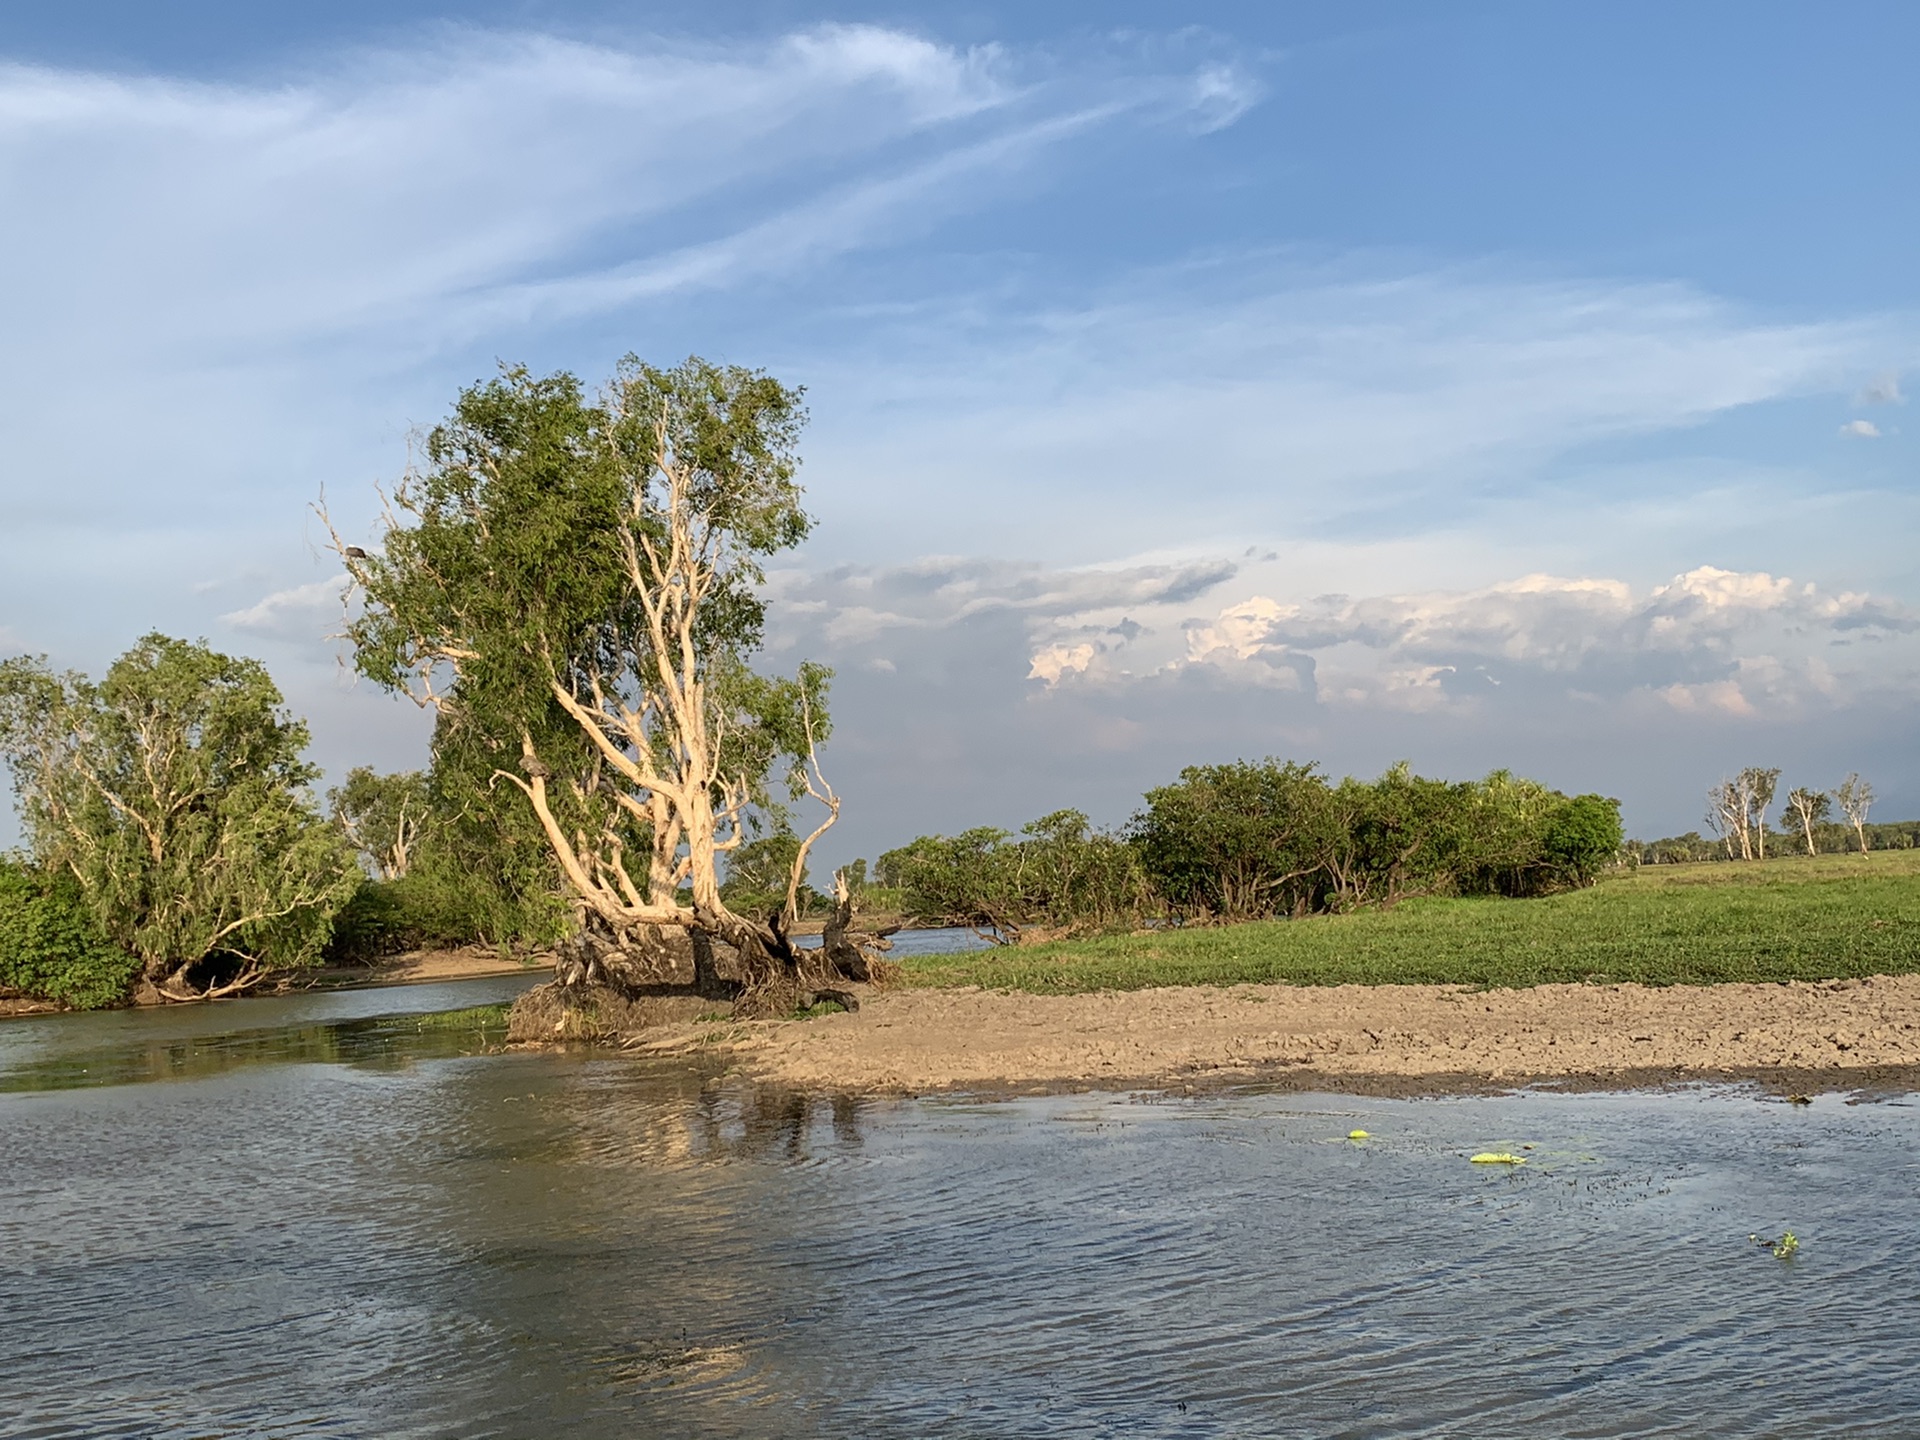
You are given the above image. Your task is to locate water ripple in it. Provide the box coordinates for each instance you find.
[2,999,1918,1437]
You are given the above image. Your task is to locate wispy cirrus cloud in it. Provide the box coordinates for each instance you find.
[220,576,349,640]
[805,262,1916,562]
[770,553,1237,646]
[0,26,1253,361]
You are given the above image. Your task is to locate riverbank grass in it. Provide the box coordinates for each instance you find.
[902,850,1920,993]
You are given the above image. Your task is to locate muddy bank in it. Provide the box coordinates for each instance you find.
[3,948,541,1020]
[312,947,541,989]
[648,974,1920,1096]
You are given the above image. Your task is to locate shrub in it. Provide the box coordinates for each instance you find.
[1133,759,1617,921]
[325,865,569,963]
[1131,761,1336,919]
[881,810,1149,940]
[0,859,140,1009]
[1541,794,1625,886]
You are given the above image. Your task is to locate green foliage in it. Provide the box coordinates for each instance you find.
[328,767,432,879]
[884,763,1620,941]
[339,356,831,931]
[0,858,139,1008]
[1130,760,1620,921]
[0,635,359,991]
[1132,761,1335,919]
[325,865,568,963]
[341,363,640,912]
[721,828,828,918]
[880,810,1150,940]
[1540,794,1625,886]
[902,849,1920,994]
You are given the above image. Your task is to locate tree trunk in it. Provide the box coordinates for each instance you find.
[690,930,738,1001]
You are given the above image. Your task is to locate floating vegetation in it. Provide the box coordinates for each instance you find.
[1750,1230,1800,1259]
[1469,1152,1526,1165]
[414,1003,512,1031]
[1347,1129,1371,1140]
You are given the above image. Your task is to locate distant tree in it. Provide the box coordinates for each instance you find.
[883,811,1147,942]
[1635,831,1717,865]
[1706,768,1779,860]
[1741,767,1781,859]
[329,767,431,880]
[1705,779,1748,860]
[1783,787,1830,857]
[1132,760,1337,919]
[0,635,358,1000]
[1833,773,1875,854]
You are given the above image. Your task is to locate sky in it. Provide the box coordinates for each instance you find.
[1,1,1916,870]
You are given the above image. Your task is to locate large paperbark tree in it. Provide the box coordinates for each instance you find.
[330,356,867,1012]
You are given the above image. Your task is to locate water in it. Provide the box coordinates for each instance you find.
[795,925,992,956]
[3,980,1918,1438]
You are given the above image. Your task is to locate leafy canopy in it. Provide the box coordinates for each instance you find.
[0,858,138,1009]
[0,634,358,994]
[335,356,834,953]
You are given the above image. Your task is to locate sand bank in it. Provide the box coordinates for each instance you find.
[659,975,1920,1095]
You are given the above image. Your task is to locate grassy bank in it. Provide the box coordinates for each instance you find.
[902,850,1920,994]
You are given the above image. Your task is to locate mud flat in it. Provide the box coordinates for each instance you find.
[662,974,1920,1096]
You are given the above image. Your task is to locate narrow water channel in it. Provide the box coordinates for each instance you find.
[3,979,1916,1438]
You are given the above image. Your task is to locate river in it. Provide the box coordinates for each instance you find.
[3,975,1917,1438]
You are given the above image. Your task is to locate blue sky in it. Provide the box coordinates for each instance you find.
[1,1,1916,865]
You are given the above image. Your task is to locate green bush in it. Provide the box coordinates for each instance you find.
[0,859,140,1008]
[326,866,568,963]
[1541,794,1625,886]
[880,810,1150,940]
[1131,761,1335,919]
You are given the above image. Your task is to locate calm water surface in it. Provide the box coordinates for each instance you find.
[2,978,1917,1439]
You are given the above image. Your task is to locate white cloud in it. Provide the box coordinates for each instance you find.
[770,554,1237,647]
[1028,642,1095,683]
[806,262,1918,562]
[220,576,348,639]
[1159,565,1918,716]
[0,27,1247,365]
[1841,419,1883,438]
[778,556,1919,717]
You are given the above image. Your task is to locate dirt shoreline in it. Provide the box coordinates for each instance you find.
[310,947,541,989]
[651,974,1920,1098]
[2,949,541,1020]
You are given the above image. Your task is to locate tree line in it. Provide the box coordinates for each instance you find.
[873,761,1624,943]
[0,353,1904,1012]
[1626,767,1884,864]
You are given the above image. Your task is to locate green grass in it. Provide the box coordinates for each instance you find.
[902,850,1920,994]
[411,1002,512,1030]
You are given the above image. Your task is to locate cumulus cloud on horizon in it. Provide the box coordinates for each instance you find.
[1170,566,1917,718]
[766,552,1920,725]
